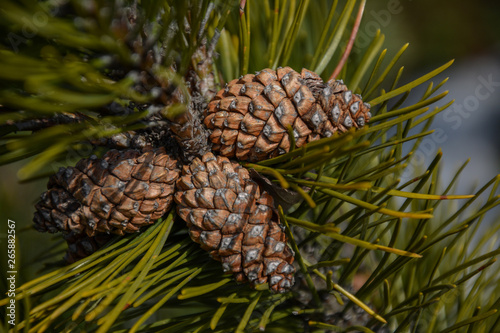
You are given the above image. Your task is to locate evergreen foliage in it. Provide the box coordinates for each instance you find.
[0,1,499,332]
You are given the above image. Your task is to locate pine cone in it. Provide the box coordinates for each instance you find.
[203,67,371,162]
[33,147,180,236]
[64,233,113,264]
[174,152,295,293]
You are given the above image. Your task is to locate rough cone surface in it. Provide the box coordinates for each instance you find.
[33,147,180,236]
[204,67,371,162]
[174,152,295,293]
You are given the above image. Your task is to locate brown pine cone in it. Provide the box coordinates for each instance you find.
[64,233,114,264]
[203,67,371,162]
[174,152,295,293]
[33,147,180,236]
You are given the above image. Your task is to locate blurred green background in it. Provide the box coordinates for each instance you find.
[1,0,500,284]
[363,0,500,192]
[365,0,500,69]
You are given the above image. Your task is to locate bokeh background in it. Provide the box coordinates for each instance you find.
[364,0,500,191]
[1,0,499,283]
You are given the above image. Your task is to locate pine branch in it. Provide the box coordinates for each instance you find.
[0,1,499,332]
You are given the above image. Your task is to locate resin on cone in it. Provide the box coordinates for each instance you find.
[33,147,180,236]
[174,152,295,293]
[204,67,371,162]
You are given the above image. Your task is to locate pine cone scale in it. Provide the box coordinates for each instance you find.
[175,152,295,292]
[205,67,371,161]
[34,147,180,236]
